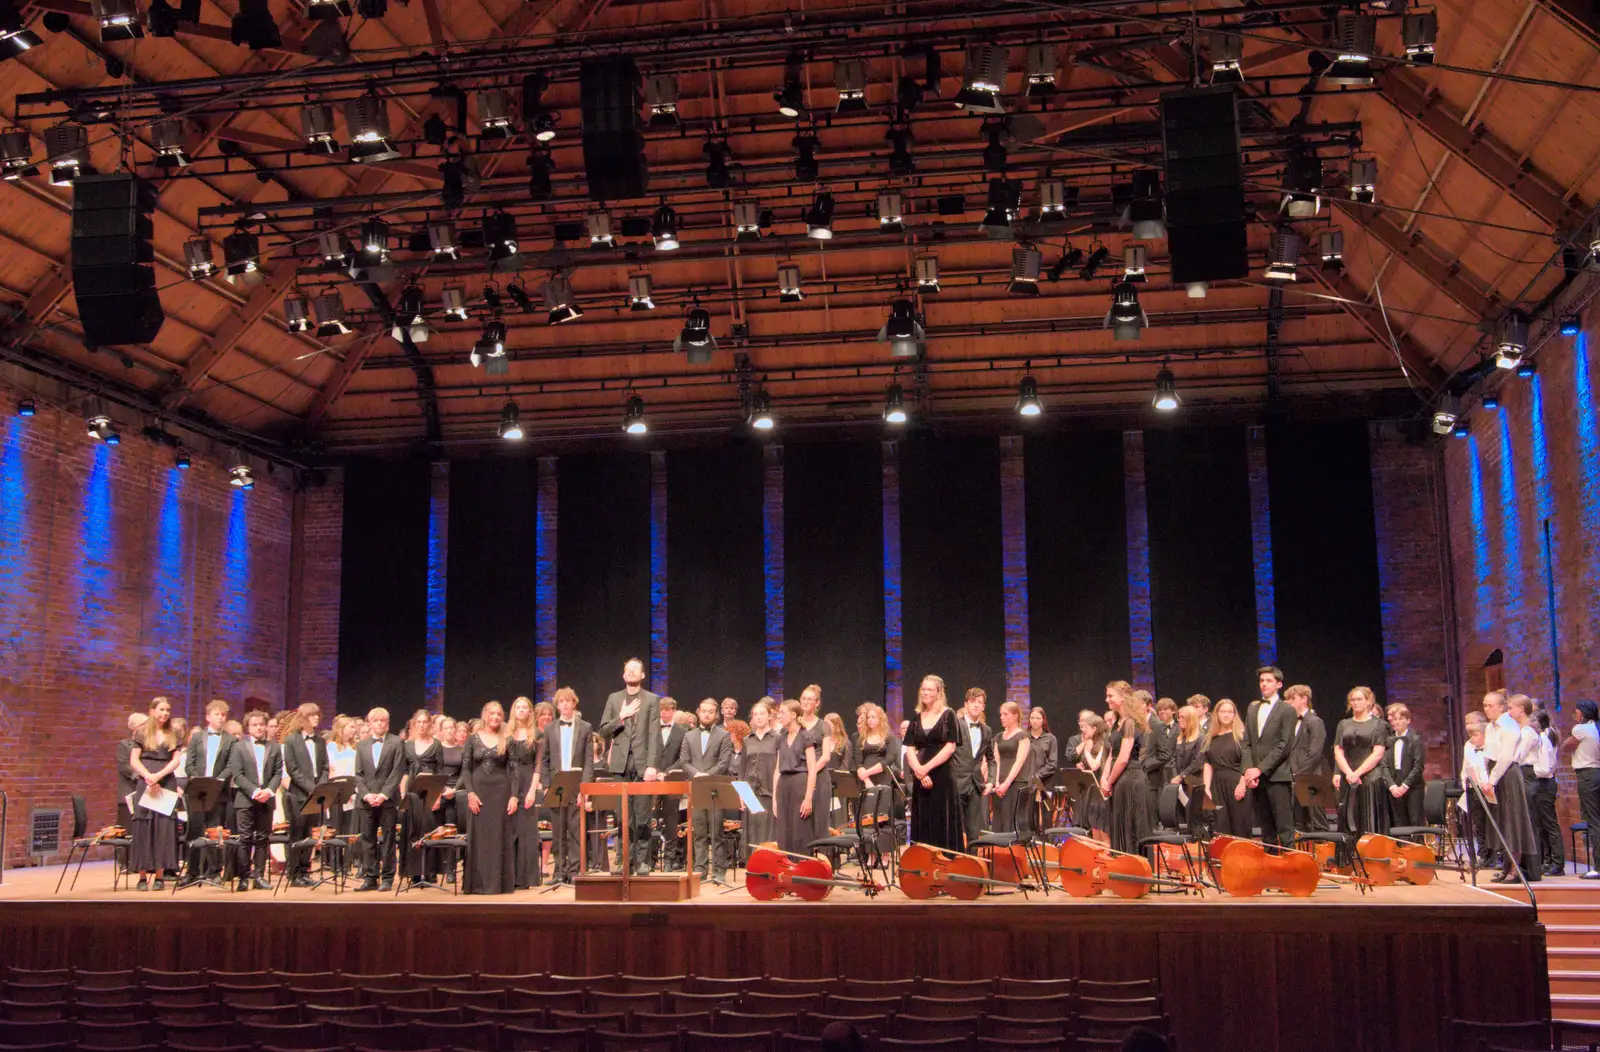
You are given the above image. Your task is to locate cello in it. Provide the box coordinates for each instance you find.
[1051,836,1197,898]
[745,847,883,900]
[1215,838,1321,897]
[1355,834,1443,886]
[898,843,1018,900]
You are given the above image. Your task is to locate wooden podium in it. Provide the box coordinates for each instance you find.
[575,780,699,902]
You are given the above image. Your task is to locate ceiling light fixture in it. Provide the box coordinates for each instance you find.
[1431,393,1460,434]
[878,298,925,358]
[1126,170,1166,240]
[498,400,524,440]
[1403,8,1437,64]
[645,74,680,127]
[428,221,459,259]
[1320,229,1344,271]
[0,129,33,179]
[222,225,262,286]
[1015,374,1043,417]
[793,133,820,181]
[1282,149,1323,217]
[915,255,940,294]
[955,42,1008,114]
[1210,30,1243,84]
[391,284,428,343]
[1152,365,1180,411]
[883,381,908,425]
[652,204,680,251]
[1325,11,1378,86]
[835,58,867,113]
[748,389,775,430]
[1009,244,1042,295]
[805,191,835,239]
[587,211,615,248]
[623,395,648,434]
[1495,310,1529,369]
[1024,43,1057,97]
[676,305,715,363]
[734,199,763,242]
[472,319,507,366]
[877,191,905,233]
[312,289,349,337]
[1104,281,1149,341]
[441,287,468,320]
[1123,244,1148,283]
[777,261,804,303]
[476,88,514,139]
[774,50,807,118]
[184,237,214,279]
[543,272,583,324]
[629,272,656,311]
[1348,157,1377,203]
[283,293,309,333]
[229,461,255,490]
[1264,228,1300,281]
[44,122,89,185]
[345,93,399,163]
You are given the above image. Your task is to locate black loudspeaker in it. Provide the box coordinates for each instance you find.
[579,56,647,201]
[72,173,164,347]
[1161,86,1248,284]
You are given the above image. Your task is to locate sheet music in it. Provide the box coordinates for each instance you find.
[139,784,180,816]
[732,780,765,814]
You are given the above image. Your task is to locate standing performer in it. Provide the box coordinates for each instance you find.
[1332,686,1389,841]
[599,658,662,877]
[1202,699,1253,837]
[990,702,1034,836]
[1103,684,1151,855]
[460,701,517,894]
[117,712,148,829]
[1286,685,1328,832]
[1074,712,1112,835]
[680,698,734,882]
[1484,690,1540,882]
[1242,665,1297,849]
[354,707,404,892]
[538,687,593,884]
[1170,705,1207,836]
[228,710,282,891]
[906,675,963,851]
[854,703,903,830]
[796,685,831,841]
[740,699,779,855]
[651,699,690,869]
[128,698,180,891]
[506,697,542,889]
[720,697,740,726]
[400,709,443,884]
[772,700,818,854]
[184,700,235,834]
[282,702,328,888]
[1532,710,1563,876]
[1027,707,1058,832]
[1383,702,1425,829]
[953,688,991,848]
[1141,697,1174,829]
[1567,699,1600,880]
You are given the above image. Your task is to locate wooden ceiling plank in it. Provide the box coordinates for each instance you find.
[1306,267,1447,391]
[1331,199,1498,318]
[162,264,303,408]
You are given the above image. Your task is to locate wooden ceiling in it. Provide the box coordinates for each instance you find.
[0,0,1594,459]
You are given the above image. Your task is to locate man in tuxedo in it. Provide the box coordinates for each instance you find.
[355,707,404,891]
[599,658,662,876]
[117,712,148,828]
[281,702,329,888]
[1188,694,1212,737]
[538,687,594,882]
[182,700,235,880]
[651,698,691,870]
[1242,665,1297,848]
[227,710,283,891]
[954,688,991,849]
[1142,694,1175,827]
[719,697,740,727]
[1384,702,1426,827]
[680,698,735,882]
[1286,684,1329,832]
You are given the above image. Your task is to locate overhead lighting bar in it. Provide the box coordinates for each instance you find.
[1009,244,1042,295]
[915,255,940,294]
[835,58,867,113]
[1104,281,1148,341]
[645,74,680,127]
[1264,229,1300,281]
[543,272,583,324]
[312,289,350,336]
[1024,43,1056,97]
[1326,11,1377,86]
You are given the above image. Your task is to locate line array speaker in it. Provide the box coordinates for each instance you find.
[71,173,165,347]
[579,56,648,201]
[1161,86,1248,285]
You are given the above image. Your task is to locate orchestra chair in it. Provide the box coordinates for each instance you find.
[779,1033,827,1052]
[501,1024,590,1052]
[548,973,622,993]
[974,1038,1067,1052]
[368,989,437,1013]
[1074,1013,1169,1044]
[622,975,691,995]
[57,796,134,892]
[1443,1018,1551,1052]
[436,988,502,1011]
[546,1010,626,1032]
[158,1019,239,1047]
[632,1010,714,1034]
[411,1020,497,1048]
[1137,785,1205,887]
[0,1019,75,1045]
[0,982,73,1005]
[682,1028,780,1052]
[1390,780,1451,845]
[1074,995,1161,1019]
[920,979,994,998]
[477,973,547,990]
[326,1021,432,1050]
[692,978,763,997]
[409,972,472,987]
[1572,820,1591,874]
[287,986,359,1007]
[232,1005,303,1027]
[274,971,336,986]
[212,980,287,1007]
[238,1021,330,1049]
[139,968,205,988]
[464,1006,546,1030]
[386,1007,463,1025]
[994,979,1073,998]
[824,994,905,1017]
[78,1001,150,1024]
[342,974,410,991]
[0,997,70,1022]
[77,1019,161,1051]
[76,970,137,989]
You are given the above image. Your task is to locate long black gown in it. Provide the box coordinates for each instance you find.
[1171,735,1208,836]
[774,729,814,855]
[438,745,464,831]
[1107,721,1151,855]
[906,708,963,851]
[800,718,830,841]
[459,735,516,894]
[509,736,542,888]
[402,738,443,880]
[1204,732,1252,837]
[1074,744,1111,834]
[1335,717,1391,838]
[740,730,778,858]
[129,741,179,875]
[992,730,1035,836]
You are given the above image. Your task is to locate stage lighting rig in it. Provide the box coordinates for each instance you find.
[0,129,33,179]
[301,104,338,154]
[230,0,281,51]
[312,289,350,337]
[1024,44,1057,98]
[878,299,925,358]
[44,122,89,185]
[346,94,399,163]
[0,1,40,57]
[1104,281,1148,341]
[1326,11,1377,86]
[646,74,680,126]
[955,42,1007,114]
[887,122,914,176]
[1152,365,1180,411]
[775,50,807,119]
[676,305,716,363]
[1015,374,1042,416]
[91,0,140,41]
[794,133,820,181]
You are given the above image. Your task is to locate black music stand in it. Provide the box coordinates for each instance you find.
[1043,770,1096,841]
[1294,770,1337,821]
[174,777,227,892]
[398,774,451,894]
[688,776,741,889]
[541,771,584,892]
[584,777,625,874]
[291,780,357,894]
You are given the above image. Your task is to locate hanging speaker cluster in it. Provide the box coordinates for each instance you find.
[71,173,165,347]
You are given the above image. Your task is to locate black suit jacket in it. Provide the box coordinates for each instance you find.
[654,722,689,775]
[355,734,405,804]
[1142,722,1174,776]
[185,730,237,783]
[951,716,991,791]
[1243,697,1298,783]
[1288,709,1328,778]
[282,731,329,799]
[599,689,662,776]
[228,737,285,811]
[116,736,140,808]
[679,724,734,777]
[1383,729,1425,789]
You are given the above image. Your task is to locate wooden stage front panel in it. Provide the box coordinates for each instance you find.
[0,864,1549,1052]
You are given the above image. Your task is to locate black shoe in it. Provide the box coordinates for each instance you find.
[379,880,393,892]
[1545,864,1565,877]
[252,877,272,891]
[290,876,312,889]
[136,878,149,892]
[152,878,165,891]
[633,865,651,876]
[236,880,252,892]
[356,880,379,892]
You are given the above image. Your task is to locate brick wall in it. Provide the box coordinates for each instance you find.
[0,392,292,870]
[290,471,343,711]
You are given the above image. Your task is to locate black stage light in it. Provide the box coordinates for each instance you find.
[774,50,807,118]
[230,0,281,51]
[794,133,819,181]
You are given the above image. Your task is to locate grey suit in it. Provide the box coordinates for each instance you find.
[1243,697,1299,845]
[538,718,595,879]
[1289,709,1329,831]
[680,725,734,878]
[355,734,405,881]
[598,688,661,872]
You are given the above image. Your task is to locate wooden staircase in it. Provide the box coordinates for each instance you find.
[1489,878,1600,1022]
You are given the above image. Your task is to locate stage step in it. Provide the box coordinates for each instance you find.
[1487,881,1600,906]
[1545,926,1600,949]
[1549,971,1600,996]
[1552,994,1600,1022]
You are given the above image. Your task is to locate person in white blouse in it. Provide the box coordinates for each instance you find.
[1564,699,1600,879]
[1459,711,1490,864]
[1529,709,1564,876]
[1482,691,1541,883]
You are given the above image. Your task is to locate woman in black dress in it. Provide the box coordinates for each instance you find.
[741,700,779,856]
[823,712,852,828]
[400,709,443,882]
[1074,712,1112,835]
[772,700,818,854]
[1333,686,1389,839]
[906,674,963,851]
[1102,683,1151,855]
[1026,707,1058,831]
[128,696,181,890]
[1202,699,1252,837]
[460,701,518,894]
[990,701,1034,836]
[1170,704,1208,837]
[854,703,903,833]
[506,697,542,889]
[436,717,462,829]
[797,685,830,840]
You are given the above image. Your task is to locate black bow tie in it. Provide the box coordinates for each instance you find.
[208,732,220,737]
[560,721,574,727]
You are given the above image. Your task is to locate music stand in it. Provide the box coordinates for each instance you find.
[1294,770,1336,815]
[688,776,741,889]
[1043,770,1095,841]
[291,780,357,894]
[174,777,227,891]
[541,771,585,892]
[397,774,451,894]
[581,777,625,875]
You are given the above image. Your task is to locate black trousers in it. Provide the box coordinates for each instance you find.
[1389,783,1425,827]
[234,799,273,879]
[550,803,581,880]
[358,800,399,880]
[1253,780,1295,847]
[1295,797,1330,833]
[1579,768,1600,872]
[959,785,986,848]
[1533,776,1563,868]
[690,807,731,877]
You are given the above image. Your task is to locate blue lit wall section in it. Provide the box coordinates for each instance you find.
[1495,412,1524,654]
[149,467,191,703]
[220,487,252,681]
[534,457,558,701]
[0,418,27,728]
[1575,334,1600,590]
[1245,426,1278,666]
[424,462,448,712]
[762,447,785,699]
[77,444,119,666]
[649,451,669,694]
[1000,436,1030,708]
[882,440,903,720]
[1467,436,1492,635]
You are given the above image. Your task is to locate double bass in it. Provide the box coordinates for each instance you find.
[898,843,1018,900]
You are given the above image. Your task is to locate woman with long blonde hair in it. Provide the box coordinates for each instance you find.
[1074,712,1111,833]
[1171,705,1208,836]
[399,708,444,883]
[1202,699,1252,836]
[504,697,542,888]
[906,675,963,850]
[1102,683,1151,853]
[459,701,517,893]
[128,696,182,889]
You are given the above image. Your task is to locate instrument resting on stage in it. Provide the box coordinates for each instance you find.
[745,847,884,900]
[1048,836,1197,898]
[1214,838,1321,897]
[898,843,1018,900]
[1355,834,1442,886]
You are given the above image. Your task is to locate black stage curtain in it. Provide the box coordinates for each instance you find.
[444,457,540,716]
[1143,426,1258,704]
[1025,431,1132,718]
[784,441,885,708]
[899,435,1006,707]
[1265,420,1388,728]
[337,459,431,716]
[556,452,653,710]
[666,444,767,707]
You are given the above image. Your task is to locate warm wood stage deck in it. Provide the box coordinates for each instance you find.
[0,863,1550,1052]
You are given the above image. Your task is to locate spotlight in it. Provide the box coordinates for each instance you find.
[774,50,807,118]
[506,280,535,314]
[527,147,553,200]
[1404,8,1437,63]
[1126,170,1166,240]
[391,285,428,343]
[1265,229,1300,281]
[748,389,775,430]
[1431,393,1460,434]
[1560,312,1582,337]
[877,191,905,233]
[1104,281,1148,341]
[1038,179,1072,220]
[675,306,715,363]
[877,299,925,358]
[623,395,648,434]
[794,133,819,181]
[441,287,468,320]
[1349,157,1377,203]
[835,58,867,113]
[318,230,348,265]
[955,42,1008,114]
[652,204,680,251]
[1495,310,1529,369]
[498,400,524,440]
[587,211,615,248]
[0,1,40,57]
[222,226,262,286]
[531,111,557,143]
[1320,229,1345,271]
[44,122,89,185]
[734,199,762,242]
[1210,31,1243,84]
[229,462,255,490]
[1151,366,1180,411]
[473,319,507,365]
[915,255,940,294]
[300,104,338,154]
[1186,282,1209,298]
[283,293,309,333]
[483,211,519,263]
[805,191,835,240]
[0,129,34,179]
[477,88,514,139]
[1282,149,1323,217]
[883,382,908,425]
[1024,43,1057,97]
[886,123,914,176]
[17,397,35,417]
[1482,393,1500,410]
[980,178,1020,237]
[86,411,117,443]
[483,284,503,313]
[312,290,350,337]
[543,273,583,324]
[428,221,459,259]
[1516,359,1537,378]
[1452,419,1471,438]
[629,273,656,310]
[91,0,140,39]
[523,73,557,142]
[359,215,389,259]
[704,139,731,188]
[1015,374,1043,417]
[1009,244,1042,295]
[1326,11,1377,86]
[1123,245,1147,283]
[777,261,804,303]
[184,237,214,279]
[645,74,680,127]
[1079,244,1109,280]
[981,123,1007,173]
[150,119,189,167]
[345,94,399,163]
[175,451,190,470]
